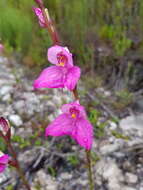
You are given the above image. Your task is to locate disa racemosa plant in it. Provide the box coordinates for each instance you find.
[0,0,94,190]
[33,0,94,189]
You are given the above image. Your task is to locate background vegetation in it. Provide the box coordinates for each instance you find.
[0,0,143,90]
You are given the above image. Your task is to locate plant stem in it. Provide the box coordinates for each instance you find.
[72,86,79,100]
[35,1,94,189]
[8,142,31,190]
[86,150,94,190]
[0,132,31,190]
[36,0,59,45]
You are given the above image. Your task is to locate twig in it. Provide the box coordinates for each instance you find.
[86,150,94,190]
[87,92,119,119]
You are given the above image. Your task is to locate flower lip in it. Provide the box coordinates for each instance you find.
[70,107,79,119]
[47,45,73,67]
[57,52,67,67]
[62,101,87,119]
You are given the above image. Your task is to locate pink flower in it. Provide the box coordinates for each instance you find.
[47,45,73,67]
[0,154,9,173]
[33,45,81,90]
[33,7,46,27]
[0,44,4,53]
[45,101,93,150]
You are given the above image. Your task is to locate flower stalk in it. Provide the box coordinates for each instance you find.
[34,0,94,188]
[0,131,31,190]
[35,0,59,44]
[86,150,94,190]
[72,88,94,189]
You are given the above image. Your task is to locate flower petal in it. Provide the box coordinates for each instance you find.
[0,44,4,53]
[47,45,73,66]
[61,101,87,119]
[45,113,74,137]
[72,118,93,150]
[33,66,64,89]
[0,154,9,164]
[0,154,9,173]
[0,165,6,173]
[65,66,81,90]
[33,7,46,27]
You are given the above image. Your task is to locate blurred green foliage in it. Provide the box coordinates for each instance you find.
[12,135,30,148]
[67,155,79,166]
[0,137,6,152]
[0,0,143,68]
[48,166,56,177]
[0,0,33,54]
[113,89,133,109]
[111,130,130,140]
[6,184,14,190]
[89,109,107,138]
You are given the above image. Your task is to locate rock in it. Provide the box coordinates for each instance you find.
[96,87,105,93]
[2,94,11,102]
[123,161,133,172]
[13,92,40,117]
[0,86,13,97]
[99,139,124,155]
[125,172,138,184]
[33,170,58,190]
[100,143,120,155]
[0,168,11,184]
[120,114,143,137]
[132,99,143,113]
[108,121,117,130]
[52,95,62,106]
[9,114,23,127]
[95,159,124,190]
[48,114,55,122]
[18,149,37,166]
[0,56,8,63]
[77,179,88,186]
[104,90,111,97]
[102,162,123,181]
[60,172,72,180]
[127,138,143,147]
[13,100,25,115]
[123,187,136,190]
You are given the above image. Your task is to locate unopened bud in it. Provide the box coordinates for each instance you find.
[0,117,10,135]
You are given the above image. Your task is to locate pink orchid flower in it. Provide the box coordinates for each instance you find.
[0,153,9,173]
[33,45,81,90]
[0,44,4,53]
[45,101,93,150]
[33,7,46,27]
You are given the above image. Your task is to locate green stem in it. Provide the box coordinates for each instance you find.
[36,0,59,45]
[86,150,94,190]
[0,132,31,190]
[8,142,31,190]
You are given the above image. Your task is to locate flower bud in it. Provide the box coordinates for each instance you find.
[0,117,10,134]
[0,117,11,139]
